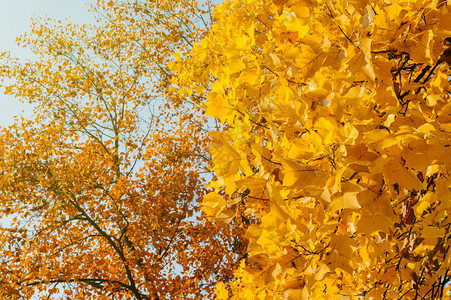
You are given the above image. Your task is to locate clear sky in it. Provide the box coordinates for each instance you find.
[0,0,93,126]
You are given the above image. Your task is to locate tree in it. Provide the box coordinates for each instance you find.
[174,0,451,298]
[0,0,240,299]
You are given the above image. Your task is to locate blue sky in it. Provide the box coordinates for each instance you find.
[0,0,93,126]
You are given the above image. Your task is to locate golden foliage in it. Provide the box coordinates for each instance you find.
[175,0,451,298]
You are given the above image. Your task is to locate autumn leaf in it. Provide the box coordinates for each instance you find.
[203,192,227,217]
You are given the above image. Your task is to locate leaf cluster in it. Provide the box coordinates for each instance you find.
[175,0,451,298]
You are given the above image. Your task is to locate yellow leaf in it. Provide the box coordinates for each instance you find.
[202,192,227,217]
[284,288,308,300]
[328,182,362,211]
[282,158,328,189]
[410,30,434,64]
[357,210,393,235]
[210,132,242,177]
[229,58,246,74]
[349,50,375,81]
[215,282,229,299]
[383,158,423,191]
[314,262,331,280]
[283,15,309,38]
[295,44,324,77]
[350,0,369,14]
[326,235,356,274]
[256,229,279,256]
[215,209,236,225]
[414,192,433,216]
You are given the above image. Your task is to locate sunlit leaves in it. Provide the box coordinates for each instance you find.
[176,0,451,298]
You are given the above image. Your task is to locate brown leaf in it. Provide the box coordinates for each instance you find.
[439,47,451,65]
[273,0,288,15]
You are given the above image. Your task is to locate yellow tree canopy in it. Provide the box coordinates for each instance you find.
[174,0,451,298]
[0,0,240,299]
